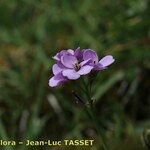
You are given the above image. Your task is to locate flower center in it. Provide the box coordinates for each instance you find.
[74,62,81,71]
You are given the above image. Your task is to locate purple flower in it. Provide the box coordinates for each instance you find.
[49,48,88,87]
[61,54,93,80]
[49,48,115,87]
[83,49,115,70]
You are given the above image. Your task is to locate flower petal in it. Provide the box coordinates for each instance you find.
[52,64,63,75]
[49,73,67,87]
[61,54,77,68]
[83,49,98,63]
[99,55,115,67]
[53,50,68,61]
[49,76,60,87]
[62,69,80,80]
[93,63,105,70]
[67,49,74,55]
[53,54,60,61]
[74,47,83,61]
[77,65,93,75]
[80,59,91,66]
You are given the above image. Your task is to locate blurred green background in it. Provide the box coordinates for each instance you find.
[0,0,150,150]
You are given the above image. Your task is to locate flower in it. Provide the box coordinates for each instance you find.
[61,53,93,80]
[49,48,86,87]
[49,48,115,87]
[83,49,115,70]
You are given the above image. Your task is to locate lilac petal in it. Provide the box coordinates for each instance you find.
[77,65,93,75]
[93,63,105,70]
[57,61,67,69]
[61,54,77,68]
[80,59,91,66]
[83,49,99,63]
[49,73,67,87]
[99,55,115,67]
[52,64,63,75]
[62,69,80,80]
[67,49,74,55]
[54,72,66,80]
[53,50,71,61]
[49,76,60,87]
[53,50,66,61]
[74,47,83,61]
[53,54,60,61]
[75,47,80,52]
[53,49,76,61]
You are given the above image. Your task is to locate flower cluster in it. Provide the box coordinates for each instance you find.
[49,47,115,87]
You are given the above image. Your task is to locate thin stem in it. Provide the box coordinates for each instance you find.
[83,77,108,150]
[86,107,108,150]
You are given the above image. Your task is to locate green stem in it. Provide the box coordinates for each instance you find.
[86,107,108,150]
[83,78,108,150]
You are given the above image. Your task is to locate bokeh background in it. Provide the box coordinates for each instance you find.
[0,0,150,150]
